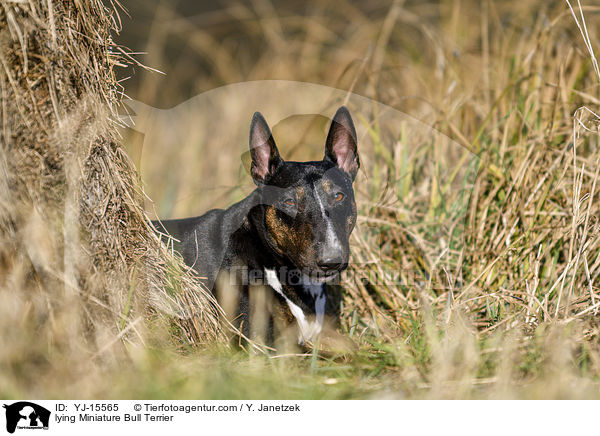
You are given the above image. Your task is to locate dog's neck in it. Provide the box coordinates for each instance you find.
[264,268,325,345]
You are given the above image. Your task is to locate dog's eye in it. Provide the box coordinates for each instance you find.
[284,198,296,207]
[334,192,345,202]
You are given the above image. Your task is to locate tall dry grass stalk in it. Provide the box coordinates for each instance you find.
[0,0,231,397]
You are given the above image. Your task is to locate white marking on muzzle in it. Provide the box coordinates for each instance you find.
[313,185,342,253]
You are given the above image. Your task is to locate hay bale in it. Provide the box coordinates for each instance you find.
[0,0,226,390]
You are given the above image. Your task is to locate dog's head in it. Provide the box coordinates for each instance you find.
[248,106,359,282]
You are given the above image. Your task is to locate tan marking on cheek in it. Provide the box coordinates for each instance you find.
[266,206,289,254]
[266,206,316,264]
[293,223,315,260]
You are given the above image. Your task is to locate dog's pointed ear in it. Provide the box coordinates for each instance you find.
[324,106,359,180]
[249,112,283,185]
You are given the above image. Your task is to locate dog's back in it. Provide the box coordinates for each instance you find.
[154,209,227,285]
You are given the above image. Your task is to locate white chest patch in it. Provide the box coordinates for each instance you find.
[265,269,325,344]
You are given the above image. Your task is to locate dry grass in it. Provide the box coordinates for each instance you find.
[0,0,230,398]
[2,0,600,399]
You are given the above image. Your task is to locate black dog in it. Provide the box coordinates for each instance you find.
[154,106,359,345]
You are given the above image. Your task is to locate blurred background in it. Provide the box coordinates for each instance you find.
[116,0,497,216]
[115,0,591,219]
[118,0,583,109]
